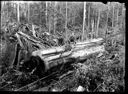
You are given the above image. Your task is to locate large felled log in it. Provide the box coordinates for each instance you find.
[39,45,105,71]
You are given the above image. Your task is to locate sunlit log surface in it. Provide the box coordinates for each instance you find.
[32,46,66,57]
[71,45,104,58]
[32,38,104,56]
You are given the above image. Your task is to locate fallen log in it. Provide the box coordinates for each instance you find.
[40,45,105,71]
[43,51,72,62]
[75,38,103,45]
[32,38,104,57]
[71,45,105,59]
[73,41,103,51]
[32,46,66,57]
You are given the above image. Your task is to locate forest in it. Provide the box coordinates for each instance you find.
[0,1,125,92]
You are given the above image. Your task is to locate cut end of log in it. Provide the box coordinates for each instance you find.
[77,86,85,92]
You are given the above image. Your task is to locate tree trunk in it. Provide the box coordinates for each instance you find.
[65,2,68,41]
[94,9,97,38]
[46,1,47,28]
[88,3,90,29]
[112,5,114,28]
[17,2,20,22]
[48,2,51,33]
[96,9,100,38]
[28,3,30,23]
[105,5,109,39]
[82,2,86,41]
[121,4,124,29]
[122,5,125,45]
[54,2,57,35]
[117,4,119,26]
[91,19,94,39]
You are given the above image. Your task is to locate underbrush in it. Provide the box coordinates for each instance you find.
[72,38,125,92]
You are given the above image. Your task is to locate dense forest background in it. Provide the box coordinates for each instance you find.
[1,1,125,39]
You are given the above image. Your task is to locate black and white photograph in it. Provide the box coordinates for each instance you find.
[0,1,125,92]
